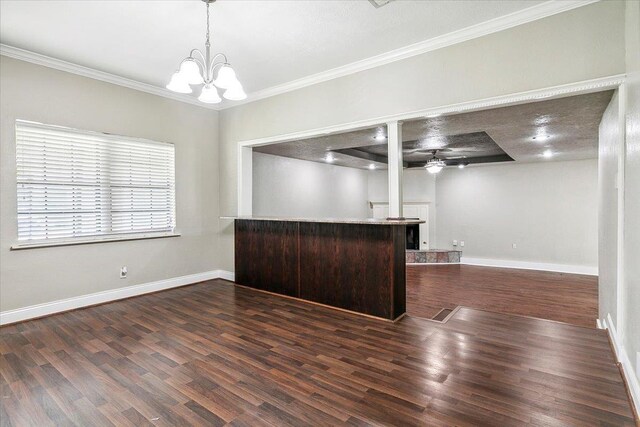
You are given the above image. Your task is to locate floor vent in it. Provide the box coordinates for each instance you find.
[432,308,454,322]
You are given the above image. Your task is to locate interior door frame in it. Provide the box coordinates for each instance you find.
[236,74,625,217]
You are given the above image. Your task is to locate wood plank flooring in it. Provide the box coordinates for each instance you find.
[1,279,634,426]
[407,264,599,328]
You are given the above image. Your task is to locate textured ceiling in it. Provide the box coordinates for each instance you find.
[0,0,543,105]
[254,90,614,170]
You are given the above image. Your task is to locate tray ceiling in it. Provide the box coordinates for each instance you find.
[254,90,614,169]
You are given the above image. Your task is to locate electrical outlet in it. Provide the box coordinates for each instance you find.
[460,241,465,247]
[512,243,517,249]
[452,240,458,246]
[120,266,128,279]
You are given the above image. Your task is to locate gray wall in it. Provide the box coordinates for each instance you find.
[598,92,620,327]
[0,57,220,312]
[252,152,369,218]
[367,168,437,243]
[436,160,598,268]
[623,0,640,385]
[218,1,626,271]
[254,155,598,269]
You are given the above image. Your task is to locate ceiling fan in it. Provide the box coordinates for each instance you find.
[423,150,446,174]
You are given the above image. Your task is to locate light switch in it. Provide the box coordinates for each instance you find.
[460,241,465,247]
[453,240,458,246]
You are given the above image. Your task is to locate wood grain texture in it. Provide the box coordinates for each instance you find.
[235,220,299,297]
[407,264,599,327]
[235,220,406,320]
[0,279,635,426]
[298,222,400,319]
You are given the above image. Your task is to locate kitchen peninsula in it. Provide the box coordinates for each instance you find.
[234,217,424,321]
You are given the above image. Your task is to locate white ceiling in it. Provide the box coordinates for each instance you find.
[1,0,548,106]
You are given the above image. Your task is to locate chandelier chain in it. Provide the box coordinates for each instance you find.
[206,2,210,47]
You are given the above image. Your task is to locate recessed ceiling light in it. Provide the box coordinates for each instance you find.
[369,164,376,170]
[458,163,465,169]
[543,150,553,158]
[373,134,387,141]
[325,153,335,163]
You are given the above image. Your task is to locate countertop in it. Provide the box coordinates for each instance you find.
[222,216,425,225]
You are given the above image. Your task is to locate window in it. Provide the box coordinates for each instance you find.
[15,120,176,246]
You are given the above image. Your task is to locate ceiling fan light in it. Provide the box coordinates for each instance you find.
[425,158,445,174]
[223,82,247,101]
[214,65,238,89]
[426,164,443,174]
[198,84,222,104]
[166,73,192,93]
[178,59,204,85]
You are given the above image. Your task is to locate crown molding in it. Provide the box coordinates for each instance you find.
[1,0,598,111]
[235,0,600,108]
[0,44,220,110]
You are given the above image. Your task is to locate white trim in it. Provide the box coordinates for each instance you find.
[236,75,626,216]
[616,84,627,343]
[217,270,236,281]
[0,270,234,325]
[0,45,218,110]
[11,232,181,250]
[1,1,597,110]
[236,0,599,107]
[237,75,626,148]
[460,257,598,275]
[601,313,640,416]
[596,318,604,329]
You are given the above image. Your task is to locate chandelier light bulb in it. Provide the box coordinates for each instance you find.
[198,84,222,104]
[168,1,244,103]
[223,82,247,101]
[178,59,204,85]
[215,65,238,89]
[166,72,192,93]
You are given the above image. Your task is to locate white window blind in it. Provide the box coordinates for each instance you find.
[16,120,176,243]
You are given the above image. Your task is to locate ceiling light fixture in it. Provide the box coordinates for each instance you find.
[369,163,376,170]
[373,134,387,141]
[425,150,446,174]
[458,162,468,169]
[543,149,553,158]
[325,153,335,163]
[166,0,246,104]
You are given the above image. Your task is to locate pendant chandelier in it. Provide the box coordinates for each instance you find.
[166,0,246,104]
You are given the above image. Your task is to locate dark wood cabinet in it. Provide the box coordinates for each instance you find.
[235,219,411,320]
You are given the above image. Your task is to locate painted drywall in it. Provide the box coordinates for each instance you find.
[435,159,598,269]
[623,0,640,387]
[367,168,437,244]
[0,56,220,312]
[252,152,369,218]
[598,92,620,329]
[218,1,626,271]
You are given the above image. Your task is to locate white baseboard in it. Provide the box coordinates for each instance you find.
[0,270,234,325]
[217,270,236,281]
[460,257,598,276]
[601,313,640,416]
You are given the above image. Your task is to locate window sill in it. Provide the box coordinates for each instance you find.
[10,232,181,250]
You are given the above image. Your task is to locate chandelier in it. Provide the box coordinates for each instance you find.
[166,0,246,104]
[425,151,446,174]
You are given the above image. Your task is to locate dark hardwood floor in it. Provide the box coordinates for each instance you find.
[407,264,599,328]
[1,279,634,426]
